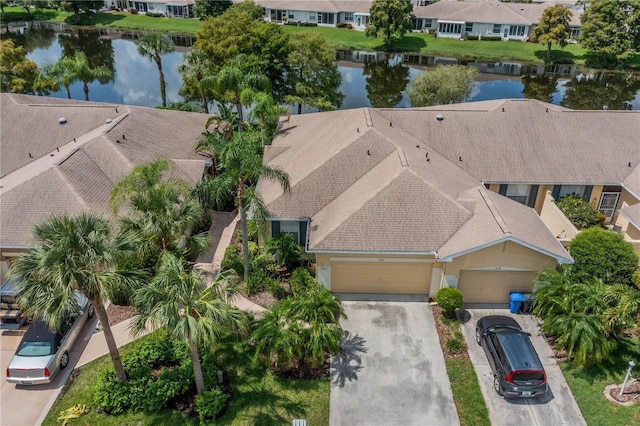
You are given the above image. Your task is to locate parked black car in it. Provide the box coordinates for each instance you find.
[475,315,547,398]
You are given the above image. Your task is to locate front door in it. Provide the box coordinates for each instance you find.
[357,17,361,27]
[503,28,508,39]
[598,192,620,222]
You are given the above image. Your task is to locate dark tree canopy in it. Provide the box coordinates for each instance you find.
[560,71,640,110]
[194,1,289,99]
[580,0,639,65]
[58,30,115,72]
[529,5,573,62]
[568,226,639,286]
[363,55,410,108]
[365,0,414,48]
[408,65,478,107]
[193,0,232,20]
[521,74,558,104]
[50,0,104,20]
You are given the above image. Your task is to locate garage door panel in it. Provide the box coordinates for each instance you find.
[458,270,537,303]
[331,261,431,294]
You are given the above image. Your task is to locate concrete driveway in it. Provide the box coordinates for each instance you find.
[459,305,586,426]
[330,300,459,426]
[0,317,98,426]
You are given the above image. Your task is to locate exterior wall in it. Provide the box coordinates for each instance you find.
[443,241,557,278]
[534,184,553,213]
[615,202,640,254]
[618,189,640,216]
[0,249,28,283]
[437,21,531,41]
[539,190,578,244]
[589,185,604,210]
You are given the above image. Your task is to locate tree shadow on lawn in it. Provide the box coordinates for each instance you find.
[226,384,308,425]
[566,338,640,384]
[533,48,583,65]
[369,34,427,53]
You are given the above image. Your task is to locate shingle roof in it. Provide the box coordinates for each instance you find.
[620,203,640,231]
[414,0,582,26]
[0,94,208,248]
[260,101,575,262]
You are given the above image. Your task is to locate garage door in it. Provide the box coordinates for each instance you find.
[457,270,537,303]
[331,260,431,294]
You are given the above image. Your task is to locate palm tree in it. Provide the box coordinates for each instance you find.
[205,102,239,142]
[46,52,112,101]
[131,251,247,394]
[247,91,287,147]
[532,268,612,366]
[10,212,142,381]
[194,133,290,279]
[46,55,77,99]
[205,54,270,134]
[604,271,640,333]
[177,49,214,113]
[252,300,302,369]
[110,159,209,262]
[138,33,175,107]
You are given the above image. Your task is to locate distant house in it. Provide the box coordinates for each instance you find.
[250,0,373,29]
[106,0,194,17]
[413,0,582,41]
[0,93,209,281]
[257,99,640,302]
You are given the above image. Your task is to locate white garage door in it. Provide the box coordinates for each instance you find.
[457,270,537,303]
[331,261,432,294]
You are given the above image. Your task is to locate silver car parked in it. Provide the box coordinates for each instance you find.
[6,291,94,385]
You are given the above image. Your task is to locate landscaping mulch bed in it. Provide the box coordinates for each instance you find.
[605,380,640,406]
[432,304,470,361]
[106,303,136,326]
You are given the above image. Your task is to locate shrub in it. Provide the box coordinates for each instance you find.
[145,11,164,17]
[195,386,229,421]
[269,281,288,300]
[289,267,316,296]
[250,252,278,275]
[445,331,465,354]
[285,20,299,26]
[428,28,438,37]
[221,245,243,275]
[246,270,274,295]
[129,8,139,14]
[93,334,193,414]
[336,22,353,29]
[435,287,464,317]
[465,34,479,41]
[265,233,304,270]
[569,227,639,286]
[301,22,318,27]
[479,35,503,41]
[556,196,604,230]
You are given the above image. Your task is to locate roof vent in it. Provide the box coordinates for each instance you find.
[436,114,444,121]
[105,118,113,124]
[58,117,67,124]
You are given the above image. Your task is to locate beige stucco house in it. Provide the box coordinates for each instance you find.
[258,99,640,302]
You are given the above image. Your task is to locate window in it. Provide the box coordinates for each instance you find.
[309,13,316,21]
[508,25,525,37]
[424,19,432,29]
[465,22,473,33]
[559,185,585,198]
[438,23,462,34]
[493,24,501,34]
[317,12,321,23]
[288,12,294,19]
[281,221,300,244]
[506,184,530,205]
[344,12,353,22]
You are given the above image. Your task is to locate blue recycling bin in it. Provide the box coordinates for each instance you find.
[509,292,524,314]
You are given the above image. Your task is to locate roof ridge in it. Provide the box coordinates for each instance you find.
[478,187,511,235]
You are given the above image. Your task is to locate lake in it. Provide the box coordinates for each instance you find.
[6,23,640,110]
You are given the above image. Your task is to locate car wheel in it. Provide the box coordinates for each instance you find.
[88,304,95,318]
[60,351,69,369]
[493,375,504,396]
[475,328,482,345]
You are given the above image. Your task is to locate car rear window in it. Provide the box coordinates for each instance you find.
[512,371,545,384]
[16,340,53,357]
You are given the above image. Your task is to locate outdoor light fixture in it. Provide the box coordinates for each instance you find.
[620,360,636,395]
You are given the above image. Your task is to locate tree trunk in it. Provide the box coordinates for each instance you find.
[235,96,244,134]
[83,80,89,101]
[200,84,209,114]
[546,42,552,62]
[297,103,302,115]
[91,297,127,381]
[64,85,71,99]
[155,56,167,108]
[238,184,249,280]
[190,340,205,394]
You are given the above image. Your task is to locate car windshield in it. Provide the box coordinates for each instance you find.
[16,340,53,357]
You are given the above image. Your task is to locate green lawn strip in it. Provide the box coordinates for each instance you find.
[559,338,640,426]
[446,358,491,426]
[43,332,329,426]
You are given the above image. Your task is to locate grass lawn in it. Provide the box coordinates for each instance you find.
[3,7,639,67]
[43,333,329,426]
[560,338,640,426]
[446,358,491,426]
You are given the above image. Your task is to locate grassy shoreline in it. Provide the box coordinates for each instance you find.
[3,6,639,67]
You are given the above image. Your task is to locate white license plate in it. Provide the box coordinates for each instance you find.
[521,391,532,396]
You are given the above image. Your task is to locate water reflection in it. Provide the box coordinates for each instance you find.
[12,23,640,111]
